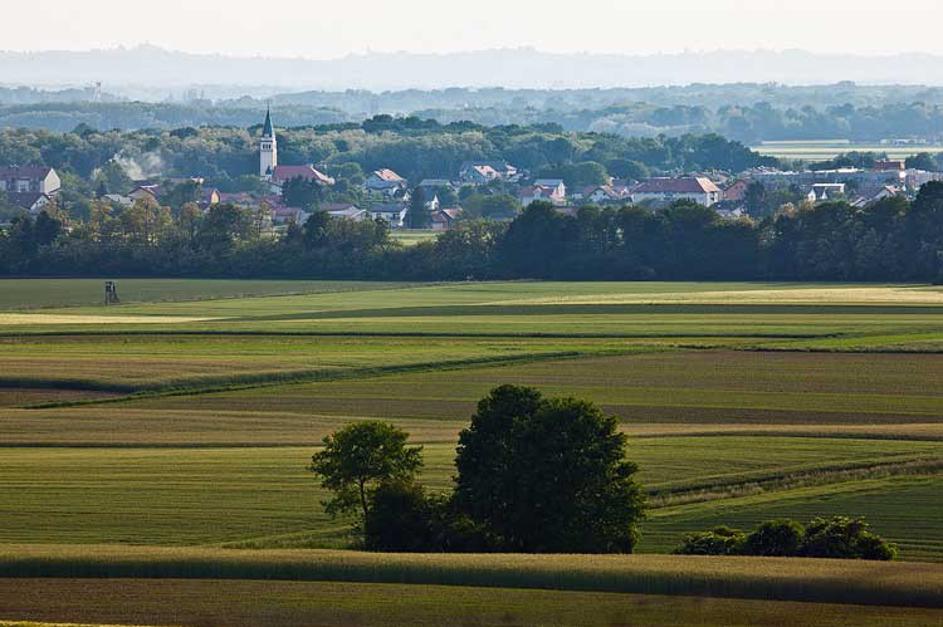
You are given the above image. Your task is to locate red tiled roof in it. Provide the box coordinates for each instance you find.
[633,177,721,194]
[372,169,405,182]
[272,165,335,185]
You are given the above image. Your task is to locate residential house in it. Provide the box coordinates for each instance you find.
[128,184,161,202]
[368,202,409,228]
[270,165,335,191]
[459,160,519,184]
[0,166,61,197]
[873,160,906,172]
[417,178,454,194]
[6,192,53,215]
[102,194,133,208]
[809,183,846,202]
[532,179,567,198]
[365,169,408,197]
[631,177,722,207]
[723,180,750,202]
[518,182,567,207]
[430,207,463,231]
[574,184,626,205]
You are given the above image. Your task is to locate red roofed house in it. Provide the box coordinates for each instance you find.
[271,165,335,189]
[631,177,722,207]
[365,169,407,196]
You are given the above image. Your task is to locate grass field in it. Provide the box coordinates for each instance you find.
[0,278,941,624]
[752,140,943,161]
[3,579,939,627]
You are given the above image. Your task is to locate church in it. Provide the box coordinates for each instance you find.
[259,108,335,190]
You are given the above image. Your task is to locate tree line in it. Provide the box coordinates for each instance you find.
[3,183,942,282]
[8,86,943,147]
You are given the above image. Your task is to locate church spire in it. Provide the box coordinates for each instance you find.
[262,105,275,138]
[259,105,278,178]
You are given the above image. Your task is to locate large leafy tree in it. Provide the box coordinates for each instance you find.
[454,385,645,553]
[309,422,423,525]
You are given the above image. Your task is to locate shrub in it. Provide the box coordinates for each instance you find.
[674,526,746,556]
[674,516,897,561]
[800,516,898,561]
[364,480,497,553]
[743,519,805,557]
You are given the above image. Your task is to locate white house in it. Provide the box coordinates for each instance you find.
[365,169,408,196]
[459,160,519,184]
[0,166,61,197]
[809,183,846,202]
[6,192,53,215]
[519,179,567,207]
[631,177,722,207]
[368,203,409,228]
[532,179,567,198]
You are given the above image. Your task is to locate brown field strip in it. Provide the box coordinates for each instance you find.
[1,406,941,447]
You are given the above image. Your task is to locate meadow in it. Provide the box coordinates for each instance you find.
[0,279,940,623]
[752,140,943,161]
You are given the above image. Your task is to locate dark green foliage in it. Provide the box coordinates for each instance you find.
[308,422,423,527]
[363,481,495,553]
[407,187,431,229]
[743,519,805,557]
[282,177,323,210]
[461,194,520,220]
[675,517,897,561]
[674,526,746,556]
[800,516,899,561]
[454,385,645,553]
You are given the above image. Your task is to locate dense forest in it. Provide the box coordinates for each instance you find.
[3,184,942,283]
[5,83,943,144]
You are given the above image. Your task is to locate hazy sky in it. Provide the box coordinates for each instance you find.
[7,0,943,57]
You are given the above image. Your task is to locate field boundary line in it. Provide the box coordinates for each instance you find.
[18,350,610,409]
[647,456,943,508]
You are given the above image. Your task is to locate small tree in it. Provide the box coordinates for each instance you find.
[309,422,423,528]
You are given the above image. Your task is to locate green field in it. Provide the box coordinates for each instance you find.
[752,140,943,161]
[0,279,941,624]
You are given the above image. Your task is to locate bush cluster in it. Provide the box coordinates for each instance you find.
[674,517,898,560]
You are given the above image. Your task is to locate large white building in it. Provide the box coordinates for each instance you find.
[631,177,722,207]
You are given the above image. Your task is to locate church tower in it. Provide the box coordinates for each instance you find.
[259,106,278,178]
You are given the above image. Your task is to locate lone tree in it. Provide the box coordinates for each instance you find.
[454,385,645,553]
[309,422,423,528]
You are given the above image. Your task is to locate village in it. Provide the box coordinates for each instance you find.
[3,108,943,236]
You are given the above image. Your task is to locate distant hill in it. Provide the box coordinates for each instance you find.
[3,46,943,94]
